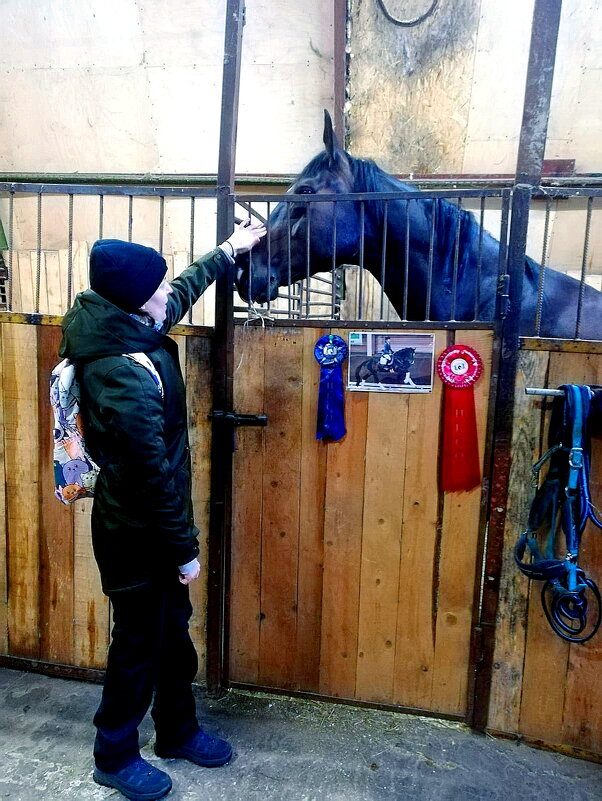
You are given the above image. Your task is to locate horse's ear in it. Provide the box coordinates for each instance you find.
[323,109,340,162]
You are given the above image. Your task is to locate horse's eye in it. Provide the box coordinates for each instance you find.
[296,185,315,194]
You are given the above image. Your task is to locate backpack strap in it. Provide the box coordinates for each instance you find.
[123,352,164,399]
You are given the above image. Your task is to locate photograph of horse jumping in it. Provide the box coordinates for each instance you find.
[235,111,602,339]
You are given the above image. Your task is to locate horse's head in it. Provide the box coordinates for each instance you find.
[235,110,364,304]
[394,347,416,370]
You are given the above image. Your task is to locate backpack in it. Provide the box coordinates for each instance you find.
[50,353,164,505]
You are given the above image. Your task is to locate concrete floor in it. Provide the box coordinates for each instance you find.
[0,667,599,801]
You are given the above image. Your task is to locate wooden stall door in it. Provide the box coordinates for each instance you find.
[229,325,494,719]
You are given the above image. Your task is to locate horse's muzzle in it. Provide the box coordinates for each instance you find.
[235,267,280,305]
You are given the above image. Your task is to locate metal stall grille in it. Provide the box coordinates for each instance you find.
[232,188,511,327]
[232,186,601,340]
[530,186,602,341]
[0,182,221,323]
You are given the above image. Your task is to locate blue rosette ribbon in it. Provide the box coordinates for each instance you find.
[314,334,348,442]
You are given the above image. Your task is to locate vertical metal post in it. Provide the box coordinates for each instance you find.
[207,0,245,696]
[333,0,347,144]
[516,0,563,187]
[470,0,563,732]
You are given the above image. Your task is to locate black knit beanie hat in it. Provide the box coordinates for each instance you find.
[89,239,167,312]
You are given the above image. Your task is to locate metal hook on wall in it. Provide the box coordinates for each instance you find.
[375,0,439,28]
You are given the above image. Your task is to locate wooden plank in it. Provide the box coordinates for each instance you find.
[8,252,22,313]
[185,333,213,682]
[356,391,408,704]
[320,342,368,697]
[73,498,109,669]
[3,323,40,657]
[487,348,550,734]
[230,325,265,684]
[44,251,64,316]
[17,251,34,313]
[431,330,493,715]
[392,330,444,709]
[295,327,327,692]
[0,324,7,653]
[72,241,90,296]
[518,351,583,743]
[553,353,602,754]
[37,325,74,664]
[258,328,303,688]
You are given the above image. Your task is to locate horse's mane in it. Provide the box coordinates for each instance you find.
[295,150,482,292]
[349,154,481,290]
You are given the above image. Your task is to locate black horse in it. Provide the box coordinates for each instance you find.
[355,346,416,387]
[236,111,602,340]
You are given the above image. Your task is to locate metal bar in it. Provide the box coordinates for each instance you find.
[425,198,436,321]
[497,188,512,283]
[470,184,532,732]
[534,196,552,336]
[450,198,462,321]
[331,205,337,319]
[287,203,292,317]
[2,172,601,189]
[0,183,220,198]
[296,286,332,298]
[208,0,245,697]
[521,336,602,353]
[158,195,165,255]
[474,196,485,320]
[234,189,506,203]
[267,201,272,314]
[526,387,564,396]
[358,202,365,320]
[127,195,133,242]
[532,186,602,198]
[305,202,311,318]
[515,0,563,186]
[379,201,388,319]
[189,197,196,263]
[67,194,74,308]
[231,315,493,330]
[0,654,105,685]
[402,199,409,321]
[7,190,14,310]
[333,0,347,144]
[188,197,196,324]
[574,195,593,340]
[308,274,334,286]
[229,681,464,723]
[98,194,104,240]
[35,192,42,313]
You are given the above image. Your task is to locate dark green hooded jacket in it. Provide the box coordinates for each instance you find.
[59,249,228,594]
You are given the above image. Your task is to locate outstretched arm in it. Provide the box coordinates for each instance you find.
[163,220,266,329]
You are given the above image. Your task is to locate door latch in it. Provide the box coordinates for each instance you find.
[210,410,268,451]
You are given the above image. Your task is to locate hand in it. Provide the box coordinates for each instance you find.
[225,219,267,256]
[178,558,201,585]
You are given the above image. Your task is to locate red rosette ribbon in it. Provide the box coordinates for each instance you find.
[437,345,483,492]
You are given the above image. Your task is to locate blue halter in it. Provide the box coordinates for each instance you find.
[514,384,602,643]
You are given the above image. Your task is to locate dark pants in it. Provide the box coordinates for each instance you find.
[93,578,200,771]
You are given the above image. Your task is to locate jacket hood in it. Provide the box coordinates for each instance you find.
[59,290,165,361]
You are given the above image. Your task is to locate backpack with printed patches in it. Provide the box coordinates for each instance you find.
[50,353,164,504]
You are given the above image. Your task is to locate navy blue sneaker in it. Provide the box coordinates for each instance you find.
[93,756,172,800]
[155,729,233,767]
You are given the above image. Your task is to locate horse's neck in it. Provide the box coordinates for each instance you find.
[361,195,497,321]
